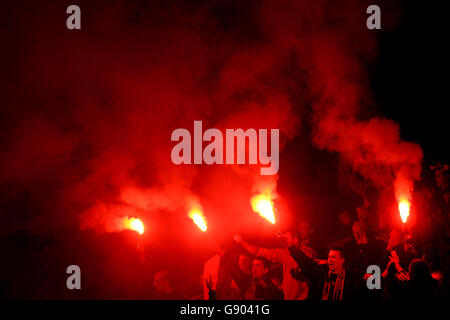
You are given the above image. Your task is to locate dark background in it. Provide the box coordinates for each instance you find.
[373,0,449,163]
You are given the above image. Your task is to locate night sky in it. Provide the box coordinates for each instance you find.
[373,0,449,163]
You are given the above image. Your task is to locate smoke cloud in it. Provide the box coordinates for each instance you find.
[0,0,421,240]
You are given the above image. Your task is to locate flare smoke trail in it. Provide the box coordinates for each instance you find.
[0,0,421,239]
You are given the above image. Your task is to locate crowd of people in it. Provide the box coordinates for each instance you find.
[151,166,449,300]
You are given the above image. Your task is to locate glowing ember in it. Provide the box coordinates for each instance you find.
[189,209,207,232]
[398,200,410,223]
[251,193,276,224]
[124,217,144,234]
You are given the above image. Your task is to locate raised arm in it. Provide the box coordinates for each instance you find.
[288,244,321,280]
[234,234,260,255]
[220,246,252,294]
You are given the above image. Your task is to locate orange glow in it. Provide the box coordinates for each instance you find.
[189,209,207,232]
[124,217,144,234]
[398,200,410,223]
[251,193,276,224]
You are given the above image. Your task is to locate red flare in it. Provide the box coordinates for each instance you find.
[189,208,207,232]
[124,217,144,234]
[398,200,410,224]
[251,192,276,224]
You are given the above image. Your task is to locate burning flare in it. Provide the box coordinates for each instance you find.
[189,208,207,232]
[398,200,410,224]
[123,217,144,234]
[251,192,276,224]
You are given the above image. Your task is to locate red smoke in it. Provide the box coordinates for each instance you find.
[0,0,420,240]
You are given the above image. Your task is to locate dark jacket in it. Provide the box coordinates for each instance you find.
[217,247,252,299]
[288,245,361,300]
[243,276,284,300]
[344,237,385,276]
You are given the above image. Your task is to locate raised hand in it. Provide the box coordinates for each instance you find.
[205,275,213,290]
[389,250,400,265]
